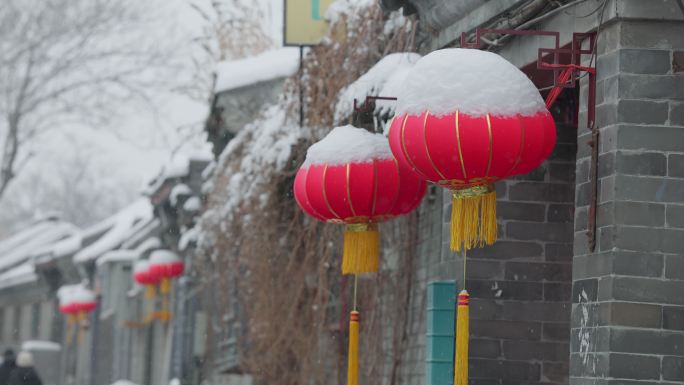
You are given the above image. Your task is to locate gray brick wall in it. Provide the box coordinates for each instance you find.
[571,16,684,385]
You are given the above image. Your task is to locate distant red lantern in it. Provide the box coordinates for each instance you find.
[389,48,556,251]
[294,125,426,274]
[134,260,160,299]
[149,250,184,294]
[58,284,97,345]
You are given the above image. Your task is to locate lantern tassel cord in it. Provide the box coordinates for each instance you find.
[77,311,86,345]
[343,223,380,274]
[347,274,359,385]
[65,314,76,346]
[159,279,172,322]
[450,185,497,252]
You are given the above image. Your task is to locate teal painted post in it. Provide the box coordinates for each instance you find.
[426,280,456,385]
[311,0,321,20]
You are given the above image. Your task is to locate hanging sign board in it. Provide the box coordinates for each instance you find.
[283,0,335,46]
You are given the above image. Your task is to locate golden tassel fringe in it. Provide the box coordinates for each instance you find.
[342,223,379,274]
[347,311,360,385]
[160,278,172,295]
[454,290,469,385]
[145,284,156,299]
[450,185,497,251]
[66,314,76,346]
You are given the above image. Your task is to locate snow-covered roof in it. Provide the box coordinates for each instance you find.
[0,262,36,290]
[302,125,393,167]
[145,152,212,195]
[22,340,61,352]
[334,52,421,123]
[73,199,153,264]
[0,218,79,275]
[214,48,300,94]
[396,48,546,117]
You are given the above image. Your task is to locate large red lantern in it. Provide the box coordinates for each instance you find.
[389,48,556,252]
[294,125,426,274]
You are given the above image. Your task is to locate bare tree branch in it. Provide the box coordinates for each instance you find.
[0,0,177,200]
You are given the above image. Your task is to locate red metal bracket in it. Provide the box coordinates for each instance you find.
[461,28,600,251]
[460,29,596,126]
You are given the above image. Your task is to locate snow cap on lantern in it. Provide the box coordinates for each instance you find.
[295,125,426,274]
[149,249,184,295]
[58,284,96,314]
[389,48,556,251]
[149,250,184,279]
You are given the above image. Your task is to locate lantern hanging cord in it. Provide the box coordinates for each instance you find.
[353,274,358,311]
[463,249,467,290]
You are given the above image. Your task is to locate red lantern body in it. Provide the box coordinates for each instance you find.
[388,111,556,188]
[295,158,426,224]
[294,125,426,274]
[149,250,184,295]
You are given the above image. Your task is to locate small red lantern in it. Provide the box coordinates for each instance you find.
[58,284,97,342]
[134,260,160,299]
[294,125,426,274]
[389,48,556,251]
[149,250,184,295]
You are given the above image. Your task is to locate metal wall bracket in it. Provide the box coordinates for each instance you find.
[461,28,599,251]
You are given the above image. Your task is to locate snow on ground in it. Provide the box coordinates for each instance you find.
[214,48,301,93]
[395,48,547,117]
[73,199,154,264]
[302,125,394,166]
[334,52,421,124]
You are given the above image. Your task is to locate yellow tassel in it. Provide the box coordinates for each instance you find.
[66,314,76,346]
[160,278,172,295]
[454,290,469,385]
[347,311,360,385]
[450,185,497,251]
[145,284,156,299]
[342,223,380,274]
[77,311,87,344]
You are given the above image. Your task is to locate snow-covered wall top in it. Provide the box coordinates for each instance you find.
[395,48,546,117]
[302,125,394,167]
[334,52,421,123]
[214,48,300,94]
